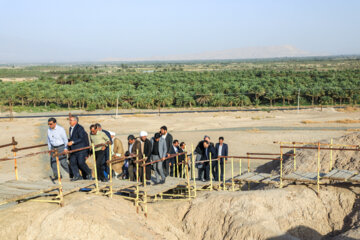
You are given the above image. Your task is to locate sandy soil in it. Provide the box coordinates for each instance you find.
[0,107,359,239]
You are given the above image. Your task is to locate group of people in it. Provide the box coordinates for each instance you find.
[47,116,229,185]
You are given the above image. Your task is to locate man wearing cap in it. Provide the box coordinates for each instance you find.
[151,132,167,184]
[127,135,142,181]
[109,131,125,178]
[139,131,152,182]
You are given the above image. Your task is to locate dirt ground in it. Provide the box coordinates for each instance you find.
[0,107,359,239]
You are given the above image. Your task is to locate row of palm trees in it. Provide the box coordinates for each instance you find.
[0,69,359,110]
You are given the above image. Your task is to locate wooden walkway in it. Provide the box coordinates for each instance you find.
[0,179,95,205]
[233,172,281,185]
[139,177,187,196]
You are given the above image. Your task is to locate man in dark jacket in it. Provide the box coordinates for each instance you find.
[139,131,152,182]
[195,135,214,180]
[215,137,228,182]
[127,135,142,181]
[160,125,173,176]
[199,140,217,181]
[95,123,112,178]
[67,116,92,181]
[169,140,180,177]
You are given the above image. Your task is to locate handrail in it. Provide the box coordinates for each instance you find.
[56,141,111,156]
[0,150,52,162]
[280,145,360,151]
[142,151,187,166]
[106,154,138,164]
[12,143,48,152]
[0,142,16,149]
[274,141,359,148]
[247,152,295,156]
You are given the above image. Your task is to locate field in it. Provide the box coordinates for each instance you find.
[0,58,360,239]
[0,57,359,113]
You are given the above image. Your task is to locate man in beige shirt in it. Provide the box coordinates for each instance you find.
[108,131,125,178]
[90,124,109,182]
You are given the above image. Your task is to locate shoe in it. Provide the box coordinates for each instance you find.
[201,178,206,182]
[101,178,109,182]
[71,176,82,181]
[86,175,95,180]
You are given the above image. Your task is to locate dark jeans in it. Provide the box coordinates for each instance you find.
[50,145,69,178]
[128,159,136,181]
[198,162,210,181]
[69,150,92,178]
[163,159,170,177]
[95,150,106,181]
[104,146,110,175]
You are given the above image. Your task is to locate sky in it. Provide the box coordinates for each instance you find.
[0,0,359,63]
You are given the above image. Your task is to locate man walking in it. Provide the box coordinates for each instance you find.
[90,124,109,182]
[151,133,167,184]
[139,131,152,182]
[47,117,70,180]
[95,123,112,178]
[68,115,92,181]
[160,126,173,176]
[169,140,180,177]
[216,137,228,182]
[200,140,216,182]
[127,135,142,181]
[109,131,125,178]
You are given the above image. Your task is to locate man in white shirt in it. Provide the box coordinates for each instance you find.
[47,118,70,180]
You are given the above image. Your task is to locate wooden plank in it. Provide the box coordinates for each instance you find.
[234,172,256,181]
[262,175,281,184]
[0,186,60,205]
[323,169,357,181]
[139,177,187,196]
[349,174,360,182]
[283,172,319,183]
[246,173,272,183]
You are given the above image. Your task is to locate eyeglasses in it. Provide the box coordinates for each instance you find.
[48,123,54,126]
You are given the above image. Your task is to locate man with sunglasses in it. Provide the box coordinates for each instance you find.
[47,117,70,180]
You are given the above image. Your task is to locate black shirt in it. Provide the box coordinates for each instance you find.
[152,141,159,156]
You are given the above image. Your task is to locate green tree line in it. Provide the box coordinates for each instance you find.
[0,69,359,110]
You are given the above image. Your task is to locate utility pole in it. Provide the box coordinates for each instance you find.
[297,88,300,114]
[115,94,119,119]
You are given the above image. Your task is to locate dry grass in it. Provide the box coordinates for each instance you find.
[327,119,360,124]
[346,128,360,132]
[122,114,152,118]
[301,120,321,124]
[246,128,262,133]
[336,106,359,112]
[251,116,261,120]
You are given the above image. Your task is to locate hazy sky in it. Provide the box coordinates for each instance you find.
[1,0,359,62]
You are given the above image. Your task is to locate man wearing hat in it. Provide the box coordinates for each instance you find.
[109,131,125,178]
[139,131,152,182]
[127,134,142,181]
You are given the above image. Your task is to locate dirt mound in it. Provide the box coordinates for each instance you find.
[0,185,358,240]
[182,185,357,240]
[256,132,360,175]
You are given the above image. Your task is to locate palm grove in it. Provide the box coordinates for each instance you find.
[0,69,359,111]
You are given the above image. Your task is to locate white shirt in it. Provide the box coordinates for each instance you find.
[47,125,68,150]
[70,126,75,137]
[162,133,167,139]
[173,145,178,153]
[218,144,223,156]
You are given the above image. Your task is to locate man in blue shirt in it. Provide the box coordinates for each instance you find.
[47,117,70,180]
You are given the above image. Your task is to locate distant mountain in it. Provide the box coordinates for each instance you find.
[101,45,324,62]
